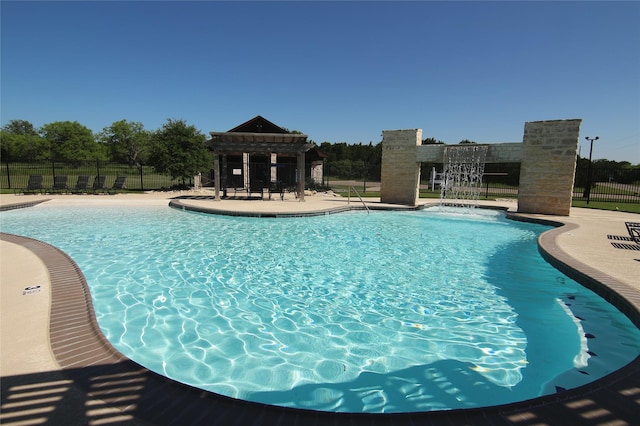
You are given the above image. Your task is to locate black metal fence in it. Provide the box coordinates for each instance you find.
[418,162,520,199]
[325,160,639,204]
[574,163,640,203]
[4,159,639,204]
[2,160,182,192]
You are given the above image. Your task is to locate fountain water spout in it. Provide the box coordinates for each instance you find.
[440,145,488,207]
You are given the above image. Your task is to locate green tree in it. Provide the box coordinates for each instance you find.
[149,119,209,184]
[319,141,383,180]
[40,121,105,163]
[422,137,445,145]
[3,119,39,136]
[99,120,150,166]
[1,120,50,161]
[328,159,353,179]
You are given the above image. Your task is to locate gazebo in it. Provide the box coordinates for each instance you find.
[206,116,316,201]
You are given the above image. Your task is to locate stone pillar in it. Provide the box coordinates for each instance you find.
[518,119,581,216]
[380,129,422,205]
[270,153,278,182]
[243,153,250,189]
[310,160,323,184]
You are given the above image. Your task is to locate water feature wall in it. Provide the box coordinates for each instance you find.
[440,145,489,207]
[382,119,580,215]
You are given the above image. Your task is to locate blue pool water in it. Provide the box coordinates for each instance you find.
[2,204,639,413]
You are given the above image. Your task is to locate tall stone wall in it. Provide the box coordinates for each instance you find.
[518,119,582,216]
[380,129,422,205]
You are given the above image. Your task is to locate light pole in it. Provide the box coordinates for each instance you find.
[583,136,599,204]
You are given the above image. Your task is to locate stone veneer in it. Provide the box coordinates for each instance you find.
[518,119,581,216]
[416,143,523,163]
[380,129,422,205]
[381,119,581,215]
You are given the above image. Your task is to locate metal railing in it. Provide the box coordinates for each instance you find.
[4,160,638,205]
[2,160,187,191]
[574,164,640,204]
[348,186,369,213]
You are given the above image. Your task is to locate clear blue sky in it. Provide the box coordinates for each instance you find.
[2,1,639,164]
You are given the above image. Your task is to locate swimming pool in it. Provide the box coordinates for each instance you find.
[2,204,639,413]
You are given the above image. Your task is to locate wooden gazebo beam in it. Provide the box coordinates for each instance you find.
[209,132,309,144]
[209,142,315,155]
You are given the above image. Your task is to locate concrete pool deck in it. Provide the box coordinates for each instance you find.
[1,191,639,425]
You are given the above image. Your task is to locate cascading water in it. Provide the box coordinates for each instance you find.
[440,144,488,207]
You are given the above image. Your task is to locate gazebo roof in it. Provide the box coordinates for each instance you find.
[227,115,289,134]
[207,116,312,154]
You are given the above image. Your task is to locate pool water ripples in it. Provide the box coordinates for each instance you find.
[2,204,639,413]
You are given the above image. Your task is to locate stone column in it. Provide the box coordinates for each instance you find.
[243,153,250,189]
[518,119,581,216]
[380,129,422,205]
[270,153,278,182]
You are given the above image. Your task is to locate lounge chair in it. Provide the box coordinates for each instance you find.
[110,176,127,193]
[14,175,43,194]
[269,181,285,200]
[92,175,107,193]
[74,175,91,193]
[248,180,264,199]
[231,177,246,197]
[52,175,69,193]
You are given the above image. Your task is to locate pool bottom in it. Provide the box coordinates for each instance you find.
[79,208,636,413]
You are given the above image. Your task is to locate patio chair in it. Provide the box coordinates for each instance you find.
[74,175,91,193]
[248,180,264,199]
[52,175,69,193]
[110,176,127,193]
[14,174,43,194]
[231,177,246,197]
[269,181,285,200]
[92,175,107,193]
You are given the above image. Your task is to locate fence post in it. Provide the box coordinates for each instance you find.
[138,163,144,191]
[5,161,10,189]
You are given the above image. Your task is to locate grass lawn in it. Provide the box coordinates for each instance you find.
[572,200,640,214]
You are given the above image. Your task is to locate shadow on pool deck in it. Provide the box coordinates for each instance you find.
[2,357,639,426]
[1,195,639,425]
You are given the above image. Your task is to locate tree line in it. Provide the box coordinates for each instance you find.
[2,119,637,185]
[1,119,209,183]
